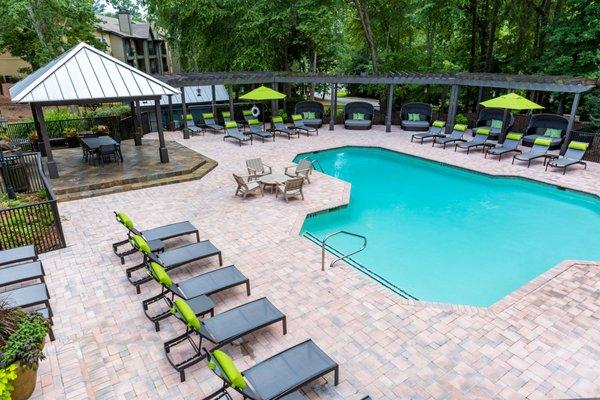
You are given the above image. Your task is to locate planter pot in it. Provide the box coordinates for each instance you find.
[10,361,38,400]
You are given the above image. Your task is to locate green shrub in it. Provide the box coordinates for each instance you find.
[1,312,48,369]
[455,114,469,125]
[0,364,17,400]
[277,109,288,121]
[84,104,130,118]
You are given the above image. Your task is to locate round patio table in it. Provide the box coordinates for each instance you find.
[259,173,288,193]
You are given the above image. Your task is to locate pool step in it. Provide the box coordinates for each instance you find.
[303,232,418,301]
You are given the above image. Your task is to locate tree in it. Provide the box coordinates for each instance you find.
[0,0,104,71]
[351,0,378,73]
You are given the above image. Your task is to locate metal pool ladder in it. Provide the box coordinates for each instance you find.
[321,230,367,271]
[300,157,324,173]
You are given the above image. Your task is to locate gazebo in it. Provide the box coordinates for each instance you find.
[9,43,179,178]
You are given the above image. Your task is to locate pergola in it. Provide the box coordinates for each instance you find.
[156,71,596,153]
[10,43,179,178]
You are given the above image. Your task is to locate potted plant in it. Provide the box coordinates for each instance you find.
[0,305,48,400]
[95,125,109,136]
[63,127,79,148]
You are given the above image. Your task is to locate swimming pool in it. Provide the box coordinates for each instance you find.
[297,146,600,307]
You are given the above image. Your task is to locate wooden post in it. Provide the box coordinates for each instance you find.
[445,85,460,135]
[32,104,58,178]
[228,85,234,118]
[211,85,217,116]
[385,84,395,132]
[181,87,189,139]
[560,92,581,155]
[167,95,174,130]
[271,82,279,118]
[155,98,169,163]
[329,83,337,130]
[30,104,44,155]
[131,101,142,145]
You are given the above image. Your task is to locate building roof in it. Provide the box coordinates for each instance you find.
[156,71,597,94]
[96,14,153,40]
[10,43,179,105]
[139,85,229,107]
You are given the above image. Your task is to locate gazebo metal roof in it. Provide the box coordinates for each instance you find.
[155,71,596,93]
[10,43,179,105]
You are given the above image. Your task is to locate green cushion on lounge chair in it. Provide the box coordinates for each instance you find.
[476,128,490,135]
[292,114,302,121]
[149,262,172,288]
[272,116,283,123]
[408,113,420,121]
[172,298,201,330]
[225,121,237,129]
[303,111,316,119]
[545,128,562,138]
[243,110,252,116]
[222,112,230,118]
[211,350,247,389]
[202,113,214,119]
[130,234,150,255]
[568,141,589,151]
[432,120,445,128]
[116,212,134,229]
[506,133,523,141]
[185,114,194,121]
[454,124,467,132]
[248,119,259,126]
[534,137,552,146]
[491,119,503,129]
[352,113,365,120]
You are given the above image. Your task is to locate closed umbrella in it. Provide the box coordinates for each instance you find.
[480,93,543,143]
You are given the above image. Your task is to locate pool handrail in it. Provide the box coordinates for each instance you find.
[321,230,367,271]
[299,156,324,173]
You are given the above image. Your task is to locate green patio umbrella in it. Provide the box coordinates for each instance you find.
[480,93,544,143]
[239,85,286,100]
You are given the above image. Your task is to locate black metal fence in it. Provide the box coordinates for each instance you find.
[0,152,66,253]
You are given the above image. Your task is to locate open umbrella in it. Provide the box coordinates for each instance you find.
[239,85,286,101]
[480,93,544,143]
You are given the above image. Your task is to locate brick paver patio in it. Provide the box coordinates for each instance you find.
[32,126,599,399]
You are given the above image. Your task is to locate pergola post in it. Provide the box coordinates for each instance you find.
[228,85,234,117]
[385,84,395,132]
[560,92,581,155]
[30,103,44,156]
[211,85,217,116]
[445,84,460,135]
[155,98,169,163]
[329,83,337,130]
[271,82,279,117]
[181,87,189,139]
[32,104,58,178]
[167,95,174,131]
[131,101,142,146]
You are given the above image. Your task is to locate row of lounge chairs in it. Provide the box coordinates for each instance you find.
[0,245,55,341]
[112,213,338,398]
[411,121,590,174]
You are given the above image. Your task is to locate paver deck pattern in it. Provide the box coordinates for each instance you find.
[32,126,599,399]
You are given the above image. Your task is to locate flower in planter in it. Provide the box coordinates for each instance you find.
[63,127,79,138]
[1,311,48,369]
[27,132,38,143]
[95,125,109,135]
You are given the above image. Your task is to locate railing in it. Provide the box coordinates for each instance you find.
[320,230,367,271]
[299,157,324,173]
[0,152,66,253]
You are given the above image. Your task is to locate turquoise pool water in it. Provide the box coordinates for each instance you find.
[297,147,600,306]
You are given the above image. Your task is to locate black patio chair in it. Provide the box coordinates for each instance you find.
[294,101,324,128]
[0,245,38,267]
[400,102,432,131]
[521,113,568,150]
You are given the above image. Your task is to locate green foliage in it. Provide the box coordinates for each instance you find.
[63,128,79,138]
[277,109,288,121]
[0,0,105,70]
[0,303,26,348]
[0,364,17,400]
[84,105,131,118]
[1,312,48,369]
[455,114,469,125]
[0,193,55,249]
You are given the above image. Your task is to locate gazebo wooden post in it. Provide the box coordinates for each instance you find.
[30,103,44,156]
[32,104,59,178]
[131,101,142,146]
[560,92,582,155]
[329,83,337,130]
[228,85,234,118]
[271,82,279,117]
[385,84,395,132]
[167,95,175,131]
[211,85,217,116]
[445,84,460,135]
[155,98,169,163]
[181,87,189,139]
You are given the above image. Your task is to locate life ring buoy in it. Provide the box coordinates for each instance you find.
[251,106,260,117]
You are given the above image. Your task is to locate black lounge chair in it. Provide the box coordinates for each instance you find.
[223,122,252,146]
[205,339,339,400]
[476,108,514,140]
[0,245,37,267]
[242,110,254,125]
[247,119,275,142]
[202,113,225,134]
[400,102,432,131]
[294,101,324,128]
[271,117,300,139]
[512,137,551,167]
[485,133,523,160]
[411,120,446,143]
[290,114,318,136]
[0,283,55,341]
[455,128,494,154]
[344,102,373,130]
[0,261,45,287]
[128,234,222,293]
[183,114,204,136]
[166,297,286,382]
[143,262,250,331]
[522,113,568,150]
[433,124,468,149]
[112,211,199,265]
[545,141,589,174]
